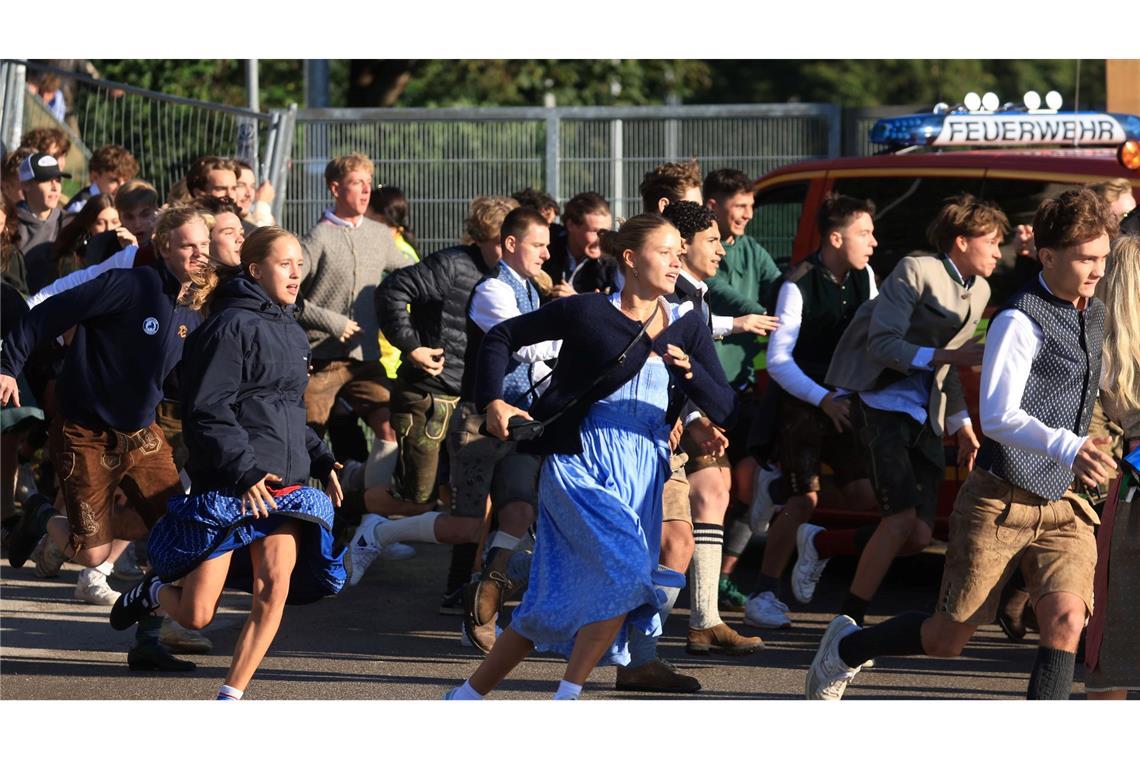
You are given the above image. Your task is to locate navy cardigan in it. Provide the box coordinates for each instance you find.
[475,293,737,456]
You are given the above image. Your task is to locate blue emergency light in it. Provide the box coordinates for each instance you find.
[871,110,1140,149]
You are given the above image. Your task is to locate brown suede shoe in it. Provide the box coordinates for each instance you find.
[615,658,701,693]
[686,622,765,656]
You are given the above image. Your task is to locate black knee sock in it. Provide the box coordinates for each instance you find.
[1026,647,1076,700]
[840,593,870,628]
[445,543,477,595]
[837,611,928,669]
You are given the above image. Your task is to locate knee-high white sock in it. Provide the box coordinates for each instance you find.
[690,523,725,630]
[553,680,582,700]
[365,439,399,489]
[375,511,440,545]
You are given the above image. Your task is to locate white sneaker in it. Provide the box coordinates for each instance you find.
[806,615,863,700]
[380,542,416,560]
[748,465,785,535]
[112,544,145,581]
[369,514,417,560]
[743,590,792,629]
[345,514,385,587]
[791,523,830,604]
[75,568,121,605]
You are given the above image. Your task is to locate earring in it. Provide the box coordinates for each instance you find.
[632,267,639,279]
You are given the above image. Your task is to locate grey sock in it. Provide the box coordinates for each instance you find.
[1027,647,1076,700]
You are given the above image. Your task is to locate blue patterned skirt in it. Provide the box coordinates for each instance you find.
[147,486,345,605]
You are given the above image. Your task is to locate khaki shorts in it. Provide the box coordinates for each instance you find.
[937,468,1099,626]
[662,452,693,526]
[303,358,393,434]
[50,417,182,553]
[680,426,731,474]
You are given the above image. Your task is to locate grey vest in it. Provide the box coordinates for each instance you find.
[976,279,1105,500]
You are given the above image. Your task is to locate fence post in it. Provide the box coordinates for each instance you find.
[826,103,842,159]
[610,118,623,222]
[545,110,560,202]
[268,103,296,224]
[1,60,27,149]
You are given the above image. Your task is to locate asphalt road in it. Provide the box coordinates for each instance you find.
[0,539,1099,701]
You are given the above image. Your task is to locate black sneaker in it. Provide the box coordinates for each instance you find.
[110,571,160,630]
[439,587,464,616]
[127,640,196,672]
[7,493,51,569]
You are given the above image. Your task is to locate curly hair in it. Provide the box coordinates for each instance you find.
[89,144,139,181]
[660,200,715,243]
[154,205,214,311]
[20,127,71,157]
[1097,235,1140,418]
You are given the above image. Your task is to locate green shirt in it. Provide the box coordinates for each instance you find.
[705,234,782,386]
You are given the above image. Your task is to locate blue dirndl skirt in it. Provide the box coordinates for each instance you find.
[147,486,346,605]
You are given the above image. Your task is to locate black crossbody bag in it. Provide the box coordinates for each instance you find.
[486,302,661,442]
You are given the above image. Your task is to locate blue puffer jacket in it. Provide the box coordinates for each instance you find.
[180,275,336,494]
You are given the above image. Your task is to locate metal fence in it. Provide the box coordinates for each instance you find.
[1,59,293,218]
[283,104,841,253]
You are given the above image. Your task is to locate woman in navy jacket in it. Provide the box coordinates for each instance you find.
[111,226,345,701]
[446,213,736,701]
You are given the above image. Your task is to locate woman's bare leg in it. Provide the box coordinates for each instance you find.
[156,551,233,629]
[467,627,535,695]
[224,521,300,692]
[562,614,625,685]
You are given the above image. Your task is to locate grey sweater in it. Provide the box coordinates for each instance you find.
[298,215,411,361]
[16,203,69,295]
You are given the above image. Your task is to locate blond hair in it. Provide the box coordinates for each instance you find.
[324,153,375,188]
[462,196,518,244]
[1087,178,1134,205]
[1097,235,1140,419]
[153,205,214,311]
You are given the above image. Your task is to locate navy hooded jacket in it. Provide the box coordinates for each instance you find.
[180,276,336,495]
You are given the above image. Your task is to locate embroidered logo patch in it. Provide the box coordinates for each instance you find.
[177,324,188,338]
[143,317,160,336]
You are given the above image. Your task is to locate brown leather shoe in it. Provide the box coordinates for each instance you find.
[474,570,513,626]
[462,614,497,655]
[615,658,701,693]
[686,622,765,656]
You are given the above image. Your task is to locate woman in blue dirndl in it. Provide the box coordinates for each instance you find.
[446,213,736,700]
[110,226,345,700]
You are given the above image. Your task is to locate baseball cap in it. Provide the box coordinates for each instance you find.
[17,152,71,182]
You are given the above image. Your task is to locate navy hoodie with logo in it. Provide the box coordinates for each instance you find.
[0,262,198,431]
[179,275,336,495]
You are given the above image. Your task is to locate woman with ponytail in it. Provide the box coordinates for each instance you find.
[445,213,736,700]
[110,226,347,700]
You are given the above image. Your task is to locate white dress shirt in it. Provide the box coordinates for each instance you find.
[469,264,561,384]
[979,274,1088,471]
[320,208,363,228]
[858,258,970,434]
[767,265,879,407]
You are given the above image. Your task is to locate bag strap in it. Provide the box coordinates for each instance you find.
[509,300,660,420]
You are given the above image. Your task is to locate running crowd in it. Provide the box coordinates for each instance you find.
[1,125,1138,701]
